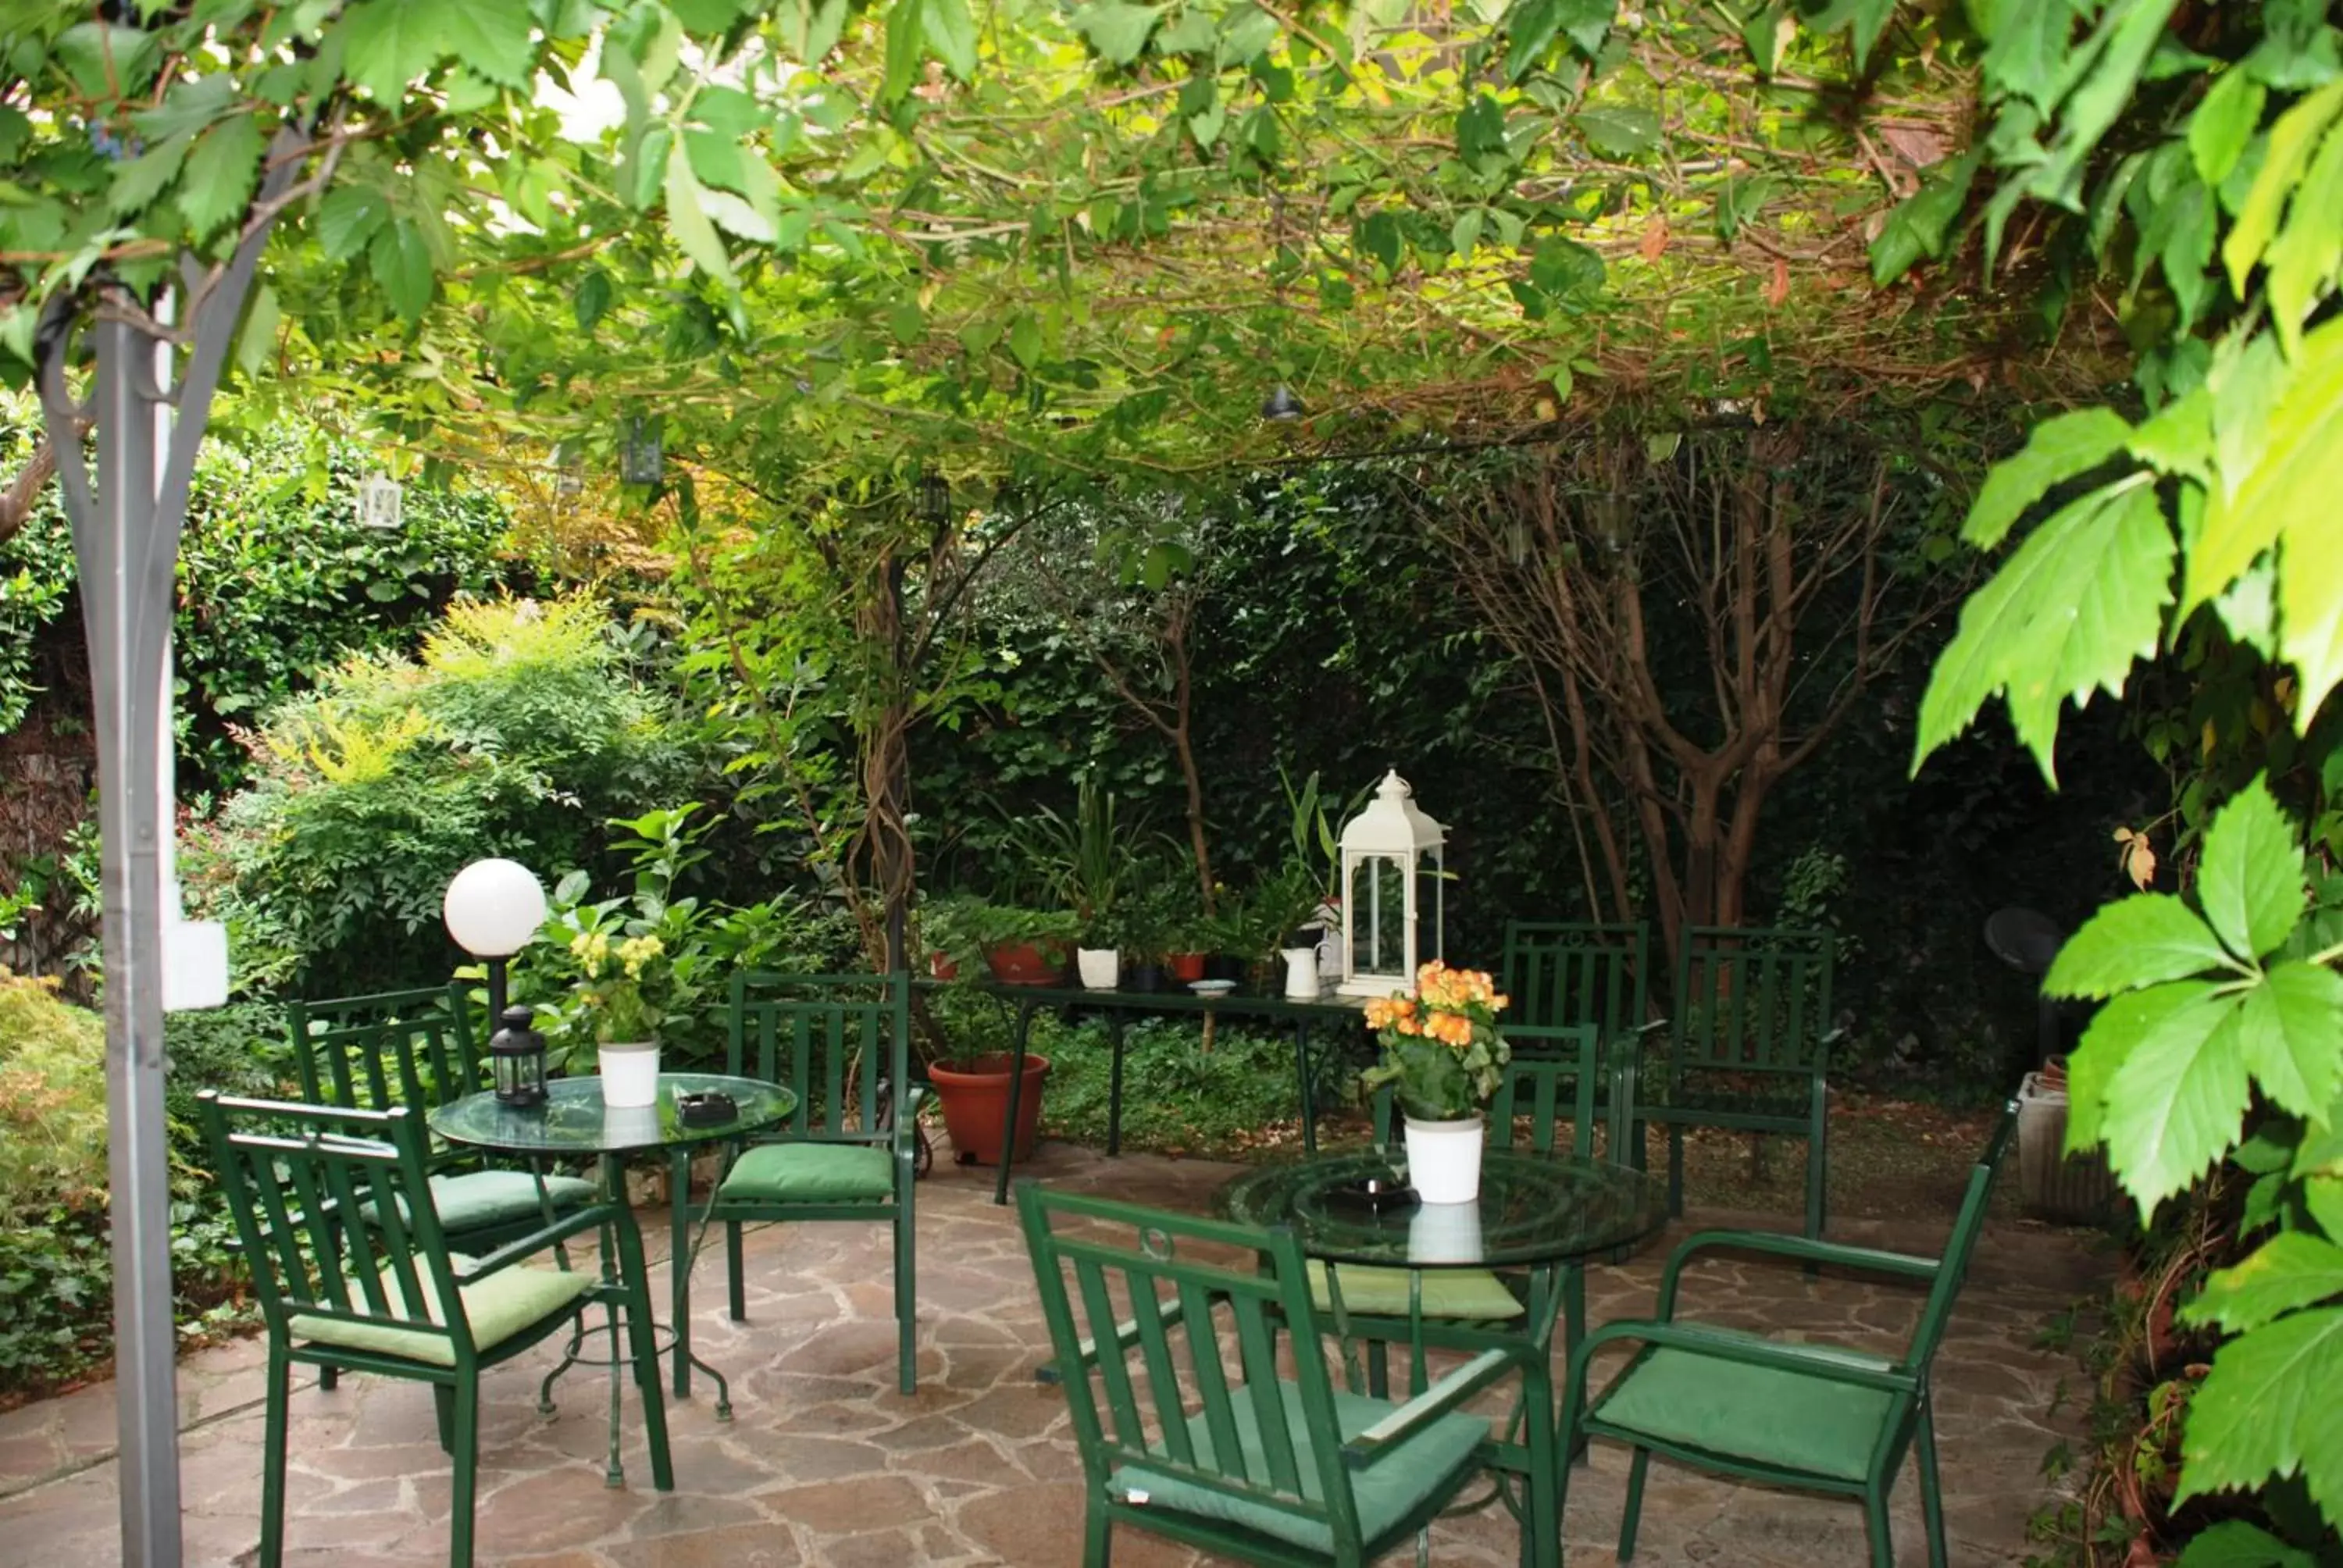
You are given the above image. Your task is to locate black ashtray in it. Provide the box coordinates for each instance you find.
[675,1091,738,1128]
[1318,1176,1419,1219]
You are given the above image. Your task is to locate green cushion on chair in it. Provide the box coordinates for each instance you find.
[718,1142,895,1203]
[428,1171,597,1236]
[1592,1330,1899,1481]
[287,1257,595,1367]
[1108,1380,1489,1554]
[1307,1261,1525,1321]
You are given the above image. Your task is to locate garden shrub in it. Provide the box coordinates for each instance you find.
[192,595,697,996]
[0,970,107,1208]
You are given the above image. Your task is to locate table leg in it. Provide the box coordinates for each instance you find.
[1295,1022,1318,1153]
[1106,1015,1128,1159]
[991,1000,1040,1206]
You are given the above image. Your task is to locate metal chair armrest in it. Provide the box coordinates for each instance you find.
[451,1203,619,1283]
[1657,1228,1937,1317]
[1569,1317,1915,1396]
[1341,1347,1525,1469]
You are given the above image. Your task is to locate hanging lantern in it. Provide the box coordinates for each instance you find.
[917,467,950,526]
[487,1005,549,1109]
[619,414,664,484]
[1336,770,1446,998]
[356,474,403,530]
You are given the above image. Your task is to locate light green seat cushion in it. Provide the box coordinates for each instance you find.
[287,1258,595,1367]
[1307,1261,1525,1321]
[429,1171,597,1236]
[718,1142,894,1203]
[1108,1380,1490,1554]
[1592,1330,1900,1481]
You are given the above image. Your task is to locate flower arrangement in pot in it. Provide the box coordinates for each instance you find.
[572,927,672,1107]
[1361,960,1511,1203]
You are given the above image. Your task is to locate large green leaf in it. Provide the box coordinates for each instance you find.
[663,153,737,291]
[2238,961,2343,1117]
[2224,79,2343,294]
[337,0,451,104]
[366,219,434,325]
[177,112,265,241]
[2180,1306,2343,1520]
[316,184,388,263]
[2198,776,2306,960]
[443,6,537,88]
[2190,69,2270,190]
[1869,149,1982,285]
[925,0,978,80]
[2102,989,2253,1210]
[1072,1,1161,65]
[1962,407,2134,549]
[2064,980,2220,1152]
[106,130,191,218]
[1577,108,1661,158]
[2046,894,2230,998]
[1915,478,2174,776]
[2265,117,2343,351]
[2174,1520,2319,1568]
[2266,321,2343,719]
[2184,1231,2343,1333]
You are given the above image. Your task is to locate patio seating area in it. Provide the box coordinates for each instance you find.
[0,1135,2102,1567]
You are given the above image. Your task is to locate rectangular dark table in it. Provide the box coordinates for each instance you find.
[954,980,1371,1204]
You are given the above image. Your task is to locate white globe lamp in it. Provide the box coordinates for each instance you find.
[443,857,547,1021]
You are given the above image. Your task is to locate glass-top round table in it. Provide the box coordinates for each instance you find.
[427,1073,796,1482]
[1218,1146,1669,1270]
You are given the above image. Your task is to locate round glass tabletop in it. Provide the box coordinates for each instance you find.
[1218,1147,1670,1270]
[428,1072,796,1156]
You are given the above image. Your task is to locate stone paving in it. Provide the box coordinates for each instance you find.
[0,1138,2104,1566]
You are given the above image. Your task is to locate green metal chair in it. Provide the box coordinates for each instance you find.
[672,970,918,1397]
[1500,919,1660,1051]
[1642,925,1840,1238]
[200,1092,672,1568]
[1558,1099,2019,1567]
[1019,1183,1549,1566]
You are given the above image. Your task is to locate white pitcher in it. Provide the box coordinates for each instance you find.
[1282,946,1321,1000]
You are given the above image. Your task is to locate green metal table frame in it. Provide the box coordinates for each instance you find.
[1219,1147,1671,1567]
[958,980,1371,1205]
[429,1072,796,1485]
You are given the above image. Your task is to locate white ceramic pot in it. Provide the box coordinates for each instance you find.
[1281,947,1321,1000]
[598,1041,662,1107]
[1407,1199,1485,1265]
[1075,947,1121,990]
[1403,1114,1485,1204]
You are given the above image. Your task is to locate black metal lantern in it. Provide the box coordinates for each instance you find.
[1261,385,1305,422]
[619,414,664,485]
[916,467,950,526]
[488,1005,549,1108]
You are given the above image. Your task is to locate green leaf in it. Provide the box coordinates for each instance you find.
[2238,962,2343,1117]
[54,23,160,98]
[105,130,190,218]
[444,5,535,87]
[2224,80,2343,294]
[1503,0,1564,79]
[574,269,612,332]
[234,281,280,380]
[1981,0,2078,112]
[1914,479,2173,778]
[2045,893,2230,998]
[2186,1232,2343,1335]
[1007,313,1044,369]
[2174,1520,2319,1568]
[2178,1306,2343,1519]
[1577,108,1660,159]
[1529,236,1605,296]
[2250,320,2343,717]
[338,0,451,103]
[882,0,926,101]
[176,112,265,242]
[1555,0,1611,55]
[926,0,978,80]
[1962,407,2134,550]
[2065,981,2220,1153]
[663,151,737,291]
[1072,1,1161,65]
[1870,149,1981,284]
[316,184,389,263]
[2191,69,2270,190]
[2263,118,2343,353]
[367,219,434,325]
[700,188,777,242]
[2199,777,2307,960]
[2102,986,2252,1210]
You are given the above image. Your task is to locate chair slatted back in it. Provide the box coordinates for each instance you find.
[728,971,910,1144]
[287,984,481,1117]
[1019,1185,1363,1542]
[1671,926,1834,1075]
[198,1092,475,1362]
[1501,921,1650,1042]
[1903,1100,2019,1376]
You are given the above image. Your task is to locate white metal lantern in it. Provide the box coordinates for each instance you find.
[357,473,403,529]
[1336,770,1446,997]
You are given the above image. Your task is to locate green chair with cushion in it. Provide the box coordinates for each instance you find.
[672,969,918,1396]
[1642,925,1840,1238]
[1557,1099,2018,1568]
[199,1092,672,1568]
[1020,1182,1549,1566]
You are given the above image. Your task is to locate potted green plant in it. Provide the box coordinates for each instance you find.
[968,903,1079,986]
[916,893,985,981]
[919,992,1051,1166]
[1361,961,1511,1203]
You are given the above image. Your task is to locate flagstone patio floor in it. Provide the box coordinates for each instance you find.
[0,1137,2106,1566]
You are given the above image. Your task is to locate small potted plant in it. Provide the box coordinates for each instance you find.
[969,903,1079,985]
[572,927,672,1107]
[916,893,985,981]
[1361,960,1511,1204]
[1075,906,1123,990]
[921,998,1051,1166]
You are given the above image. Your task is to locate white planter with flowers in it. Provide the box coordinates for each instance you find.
[1362,960,1511,1206]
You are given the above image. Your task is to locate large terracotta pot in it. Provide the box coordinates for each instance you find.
[1165,953,1207,983]
[928,1053,1051,1167]
[982,939,1070,986]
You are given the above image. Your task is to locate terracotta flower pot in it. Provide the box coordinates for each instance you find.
[982,939,1069,986]
[928,1053,1051,1167]
[1166,953,1207,983]
[929,950,959,981]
